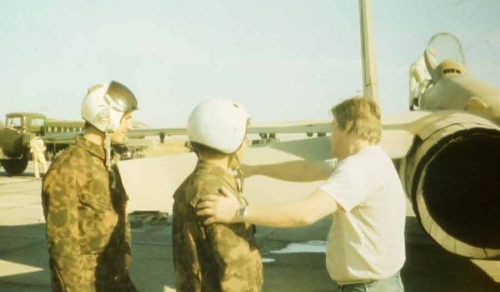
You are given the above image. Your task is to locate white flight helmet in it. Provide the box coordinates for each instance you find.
[187,98,251,154]
[81,81,138,132]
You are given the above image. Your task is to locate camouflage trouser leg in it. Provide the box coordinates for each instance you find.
[49,254,137,292]
[49,263,64,292]
[49,257,97,292]
[96,272,138,292]
[95,251,138,292]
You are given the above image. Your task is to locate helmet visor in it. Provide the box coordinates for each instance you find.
[107,81,139,112]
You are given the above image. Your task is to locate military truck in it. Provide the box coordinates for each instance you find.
[0,112,81,176]
[0,112,153,176]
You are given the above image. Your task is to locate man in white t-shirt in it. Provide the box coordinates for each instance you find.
[197,96,406,292]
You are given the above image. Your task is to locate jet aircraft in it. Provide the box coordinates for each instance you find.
[0,0,488,258]
[125,0,500,260]
[0,111,191,176]
[0,109,329,176]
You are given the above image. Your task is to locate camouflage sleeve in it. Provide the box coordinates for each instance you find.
[195,179,257,292]
[43,168,92,292]
[124,214,132,252]
[115,164,132,247]
[205,223,256,292]
[189,169,261,292]
[112,163,133,270]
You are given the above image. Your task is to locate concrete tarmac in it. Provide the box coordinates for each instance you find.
[0,162,499,292]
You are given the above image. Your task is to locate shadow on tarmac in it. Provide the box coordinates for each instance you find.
[402,222,500,292]
[0,168,499,291]
[0,223,48,291]
[0,223,175,292]
[257,217,500,292]
[0,220,499,292]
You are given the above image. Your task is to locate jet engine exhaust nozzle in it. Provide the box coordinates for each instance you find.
[401,113,500,258]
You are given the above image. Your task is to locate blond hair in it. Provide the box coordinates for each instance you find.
[331,96,382,144]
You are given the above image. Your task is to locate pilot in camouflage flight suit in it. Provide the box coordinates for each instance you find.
[172,98,263,292]
[41,81,139,292]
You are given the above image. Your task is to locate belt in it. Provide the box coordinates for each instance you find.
[337,279,374,286]
[337,271,400,289]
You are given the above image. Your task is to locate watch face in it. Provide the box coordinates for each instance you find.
[237,206,247,218]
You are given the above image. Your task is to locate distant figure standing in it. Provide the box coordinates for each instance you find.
[30,135,47,179]
[409,49,437,110]
[409,55,429,109]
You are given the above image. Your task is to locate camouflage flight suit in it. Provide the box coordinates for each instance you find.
[41,135,137,292]
[172,160,263,292]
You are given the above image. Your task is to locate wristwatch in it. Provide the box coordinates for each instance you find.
[236,206,248,219]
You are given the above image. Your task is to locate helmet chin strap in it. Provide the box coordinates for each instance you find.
[105,130,112,171]
[105,130,118,190]
[229,152,246,201]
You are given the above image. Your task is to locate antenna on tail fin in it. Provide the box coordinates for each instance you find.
[359,0,379,103]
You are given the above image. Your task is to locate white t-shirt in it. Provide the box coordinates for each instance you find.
[318,145,406,284]
[29,137,46,153]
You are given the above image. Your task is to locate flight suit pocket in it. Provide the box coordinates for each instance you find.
[79,193,118,254]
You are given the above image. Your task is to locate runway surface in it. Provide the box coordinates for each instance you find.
[0,161,499,292]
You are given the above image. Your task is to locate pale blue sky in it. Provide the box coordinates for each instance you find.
[1,0,499,127]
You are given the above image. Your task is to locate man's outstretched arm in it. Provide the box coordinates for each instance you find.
[242,159,336,182]
[197,186,338,228]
